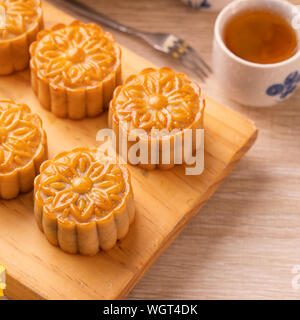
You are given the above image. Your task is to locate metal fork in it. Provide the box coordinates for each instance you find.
[59,0,212,82]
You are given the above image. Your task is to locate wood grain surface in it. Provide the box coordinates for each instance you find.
[44,0,300,300]
[0,1,257,300]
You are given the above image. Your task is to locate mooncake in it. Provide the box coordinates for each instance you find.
[30,20,121,120]
[0,0,43,75]
[34,148,135,255]
[0,99,47,199]
[109,67,205,170]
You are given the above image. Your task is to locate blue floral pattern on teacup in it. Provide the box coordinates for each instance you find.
[183,0,211,9]
[266,71,300,100]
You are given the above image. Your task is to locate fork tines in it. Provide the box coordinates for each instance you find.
[167,35,212,82]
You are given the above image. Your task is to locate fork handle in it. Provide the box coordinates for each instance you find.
[60,0,143,37]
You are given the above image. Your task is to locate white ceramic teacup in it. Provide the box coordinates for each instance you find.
[213,0,300,107]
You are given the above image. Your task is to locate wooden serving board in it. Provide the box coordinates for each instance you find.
[0,1,257,300]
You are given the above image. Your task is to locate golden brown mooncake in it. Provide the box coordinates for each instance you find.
[34,148,135,255]
[109,67,205,170]
[0,99,47,199]
[0,0,43,75]
[30,20,121,120]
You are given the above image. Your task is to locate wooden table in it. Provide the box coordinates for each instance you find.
[47,0,300,300]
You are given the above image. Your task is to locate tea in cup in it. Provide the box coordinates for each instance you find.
[213,0,300,107]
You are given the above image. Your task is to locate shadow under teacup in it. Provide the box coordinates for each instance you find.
[213,0,300,107]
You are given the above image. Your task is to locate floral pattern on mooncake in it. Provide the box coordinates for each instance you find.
[34,148,135,255]
[109,68,205,170]
[0,0,43,75]
[30,21,121,119]
[0,99,47,199]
